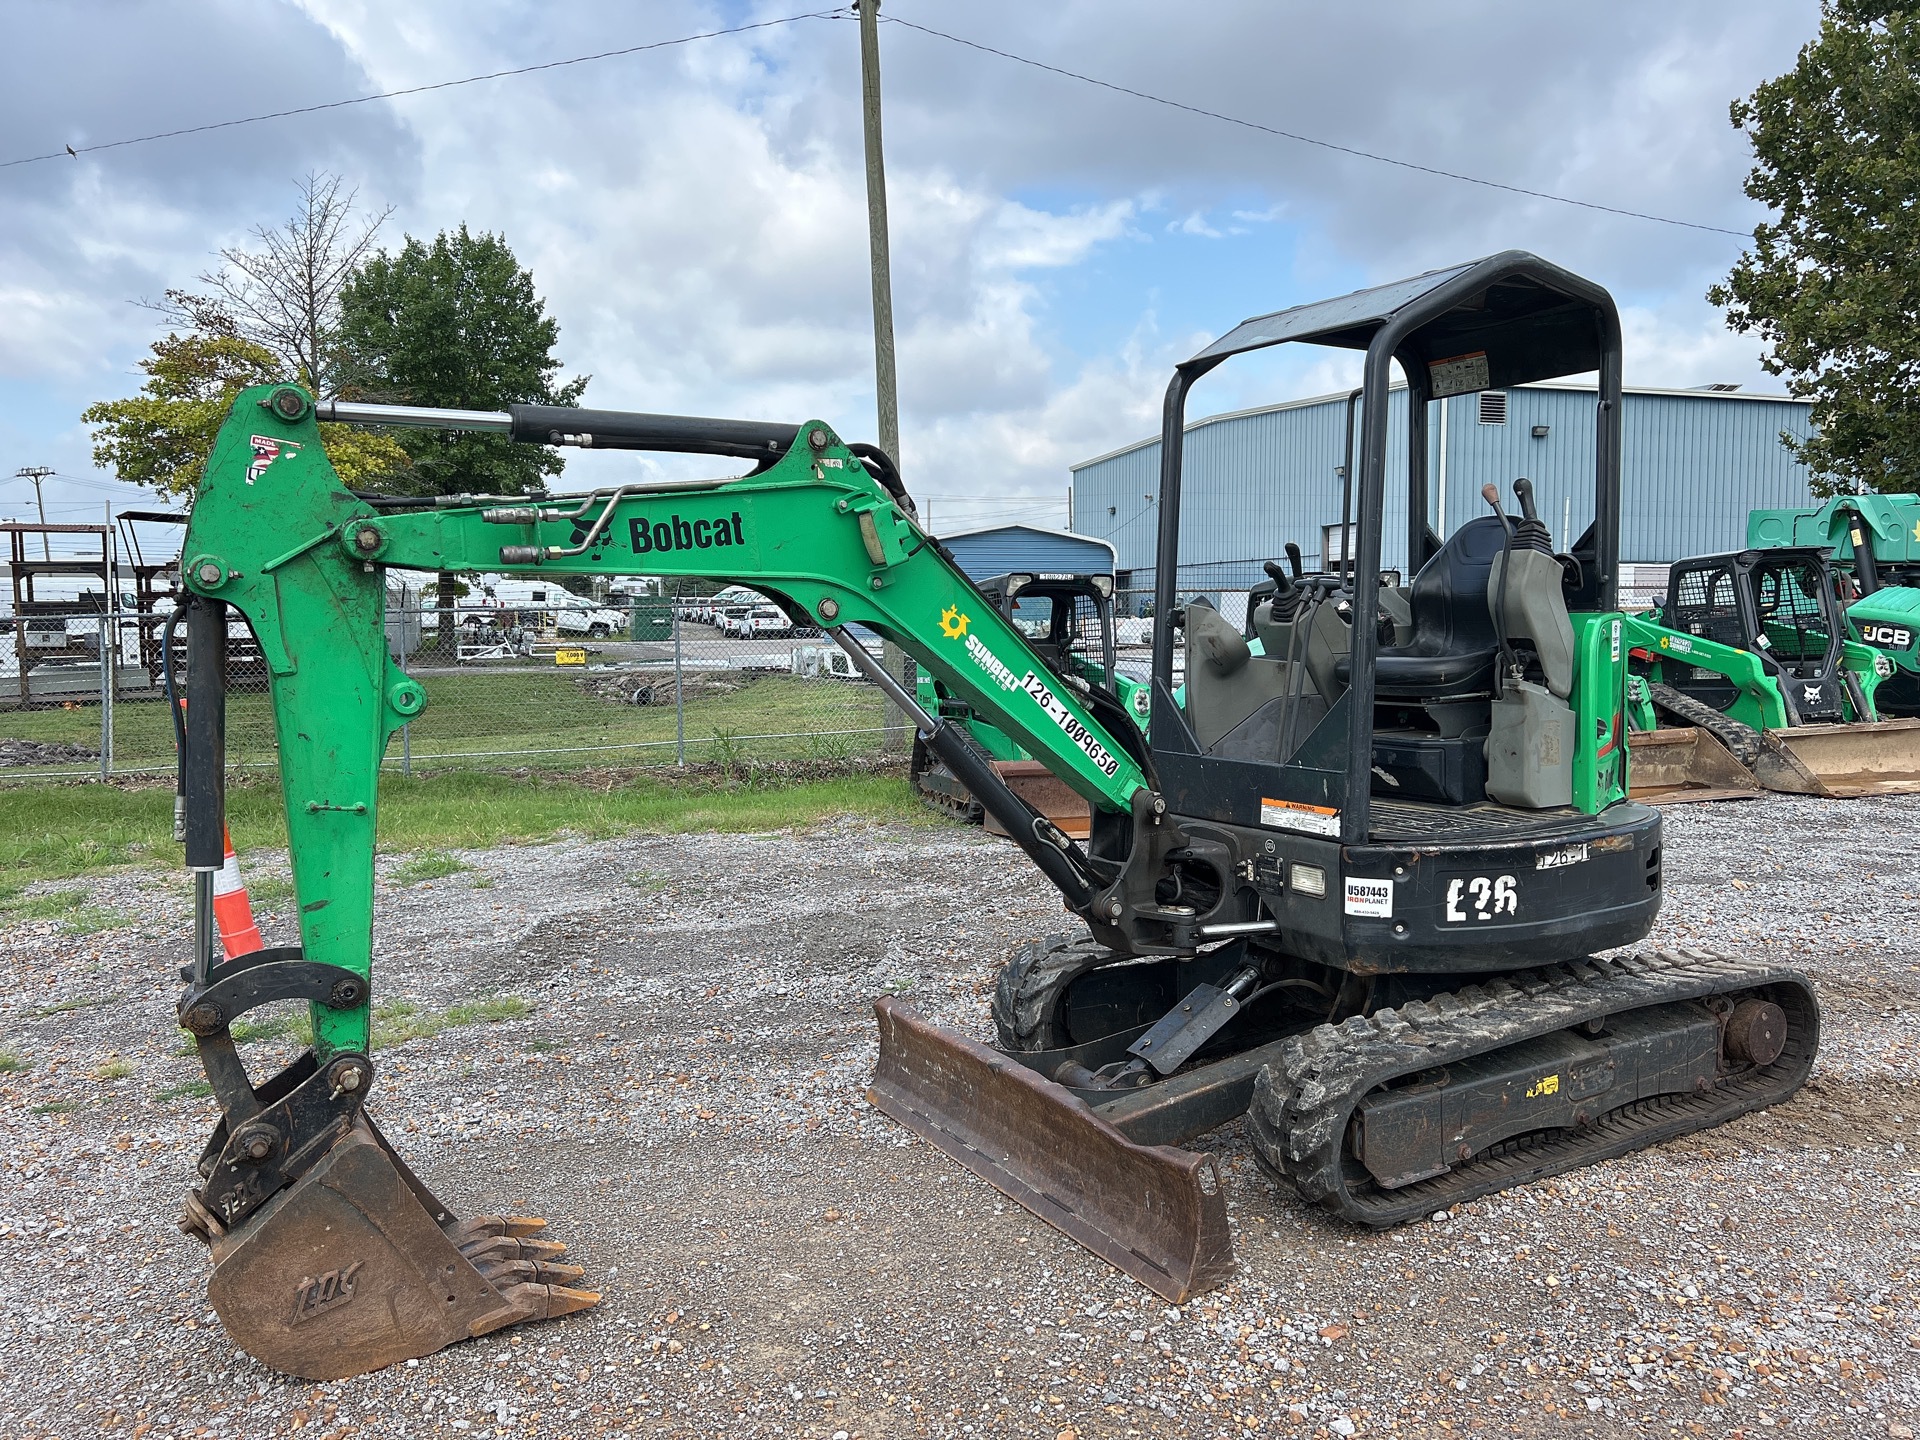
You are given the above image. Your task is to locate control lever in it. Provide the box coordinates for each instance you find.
[1483,483,1521,690]
[1261,558,1300,599]
[1513,476,1540,525]
[1284,542,1303,580]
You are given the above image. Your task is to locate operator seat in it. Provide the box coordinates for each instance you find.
[1335,516,1505,698]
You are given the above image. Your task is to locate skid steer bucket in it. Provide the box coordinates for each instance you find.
[193,1115,597,1380]
[982,760,1093,839]
[1626,727,1762,804]
[868,998,1235,1303]
[1751,718,1920,797]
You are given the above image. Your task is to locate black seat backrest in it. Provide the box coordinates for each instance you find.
[1401,515,1505,657]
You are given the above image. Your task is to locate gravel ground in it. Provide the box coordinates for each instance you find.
[1,792,1918,1439]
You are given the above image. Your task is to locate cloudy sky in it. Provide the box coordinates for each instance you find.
[0,1,1820,535]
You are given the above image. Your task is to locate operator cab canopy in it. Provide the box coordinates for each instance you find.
[1184,250,1608,392]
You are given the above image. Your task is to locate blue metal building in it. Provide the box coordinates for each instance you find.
[1069,383,1815,594]
[939,523,1116,581]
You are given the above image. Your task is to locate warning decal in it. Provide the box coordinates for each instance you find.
[1260,797,1340,837]
[1428,350,1490,398]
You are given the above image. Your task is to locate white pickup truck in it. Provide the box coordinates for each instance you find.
[554,597,628,639]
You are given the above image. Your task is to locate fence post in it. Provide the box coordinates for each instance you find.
[673,605,687,767]
[97,615,111,781]
[399,608,412,778]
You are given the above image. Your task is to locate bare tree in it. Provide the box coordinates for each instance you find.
[147,172,392,395]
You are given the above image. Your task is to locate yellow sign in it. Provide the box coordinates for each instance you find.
[1525,1073,1561,1099]
[554,648,587,666]
[939,604,969,639]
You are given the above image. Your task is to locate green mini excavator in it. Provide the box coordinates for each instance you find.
[168,252,1816,1381]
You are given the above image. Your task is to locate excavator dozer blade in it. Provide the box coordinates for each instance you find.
[1752,718,1920,797]
[868,997,1235,1303]
[200,1115,597,1380]
[982,760,1092,839]
[1627,727,1762,804]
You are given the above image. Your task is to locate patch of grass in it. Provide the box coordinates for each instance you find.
[154,1078,213,1103]
[31,994,115,1017]
[0,769,927,891]
[625,870,670,893]
[0,888,128,935]
[523,1037,561,1053]
[95,1055,133,1081]
[469,875,494,889]
[30,1100,75,1116]
[0,1052,31,1073]
[376,994,531,1047]
[232,1012,311,1047]
[244,873,296,911]
[390,850,470,886]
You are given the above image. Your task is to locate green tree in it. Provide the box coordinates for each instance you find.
[1710,2,1920,495]
[336,225,586,649]
[335,225,587,498]
[83,323,406,499]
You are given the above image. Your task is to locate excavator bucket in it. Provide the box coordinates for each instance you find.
[1751,718,1920,797]
[1626,727,1762,804]
[982,760,1093,839]
[868,998,1235,1303]
[190,1115,597,1381]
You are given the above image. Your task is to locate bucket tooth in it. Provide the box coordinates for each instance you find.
[204,1115,597,1380]
[867,997,1235,1304]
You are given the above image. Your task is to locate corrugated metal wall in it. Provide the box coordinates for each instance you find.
[940,525,1116,580]
[1071,386,1815,580]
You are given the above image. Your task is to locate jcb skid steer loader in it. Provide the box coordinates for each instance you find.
[1751,492,1920,717]
[169,251,1814,1380]
[1624,546,1920,797]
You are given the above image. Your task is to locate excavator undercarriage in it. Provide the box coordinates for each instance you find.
[167,251,1819,1377]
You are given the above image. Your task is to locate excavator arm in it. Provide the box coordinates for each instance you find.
[170,385,1170,1377]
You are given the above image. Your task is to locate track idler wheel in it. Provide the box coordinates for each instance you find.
[196,1116,597,1380]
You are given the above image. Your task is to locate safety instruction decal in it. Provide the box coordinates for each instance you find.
[1428,350,1490,398]
[1260,797,1340,837]
[1344,878,1393,918]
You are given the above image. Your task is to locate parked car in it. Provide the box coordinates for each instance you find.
[554,597,628,639]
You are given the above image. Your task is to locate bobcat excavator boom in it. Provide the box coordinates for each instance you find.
[173,252,1817,1383]
[174,386,1166,1378]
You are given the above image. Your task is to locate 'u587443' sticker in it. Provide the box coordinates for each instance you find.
[1020,672,1119,778]
[1344,878,1393,918]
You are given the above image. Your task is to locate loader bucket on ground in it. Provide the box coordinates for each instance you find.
[201,1115,597,1380]
[982,760,1092,839]
[1752,718,1920,797]
[1626,727,1762,804]
[868,997,1235,1303]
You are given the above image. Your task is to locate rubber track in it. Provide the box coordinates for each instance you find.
[1646,682,1764,767]
[908,738,984,825]
[1245,948,1817,1227]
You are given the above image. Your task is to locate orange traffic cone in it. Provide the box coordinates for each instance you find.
[212,827,265,960]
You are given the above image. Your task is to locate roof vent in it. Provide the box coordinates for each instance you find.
[1691,382,1742,392]
[1477,391,1508,425]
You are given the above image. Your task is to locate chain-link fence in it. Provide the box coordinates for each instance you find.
[0,592,905,783]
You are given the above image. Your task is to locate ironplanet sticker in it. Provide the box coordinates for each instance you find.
[1020,672,1120,778]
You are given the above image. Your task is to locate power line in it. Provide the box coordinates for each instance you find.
[884,15,1750,239]
[1,10,845,170]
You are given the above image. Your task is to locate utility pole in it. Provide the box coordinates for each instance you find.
[15,468,54,560]
[857,0,911,754]
[858,0,900,462]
